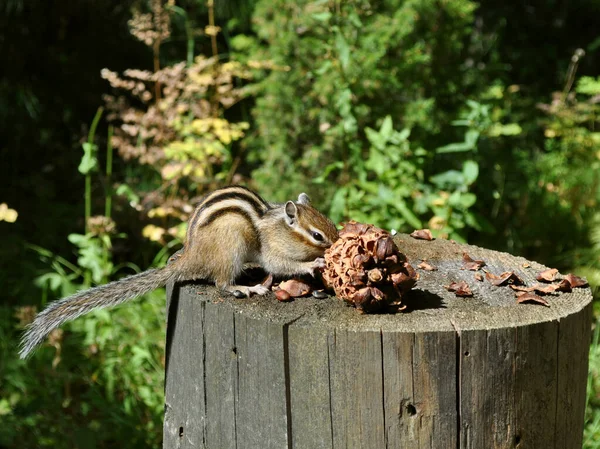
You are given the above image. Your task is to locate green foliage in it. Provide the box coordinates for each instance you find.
[242,0,483,203]
[316,114,487,241]
[586,316,600,448]
[0,297,165,449]
[3,0,600,447]
[0,118,167,448]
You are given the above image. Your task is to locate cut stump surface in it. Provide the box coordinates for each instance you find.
[163,235,592,449]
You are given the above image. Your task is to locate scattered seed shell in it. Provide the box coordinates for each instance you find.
[417,261,437,271]
[279,279,312,297]
[564,273,588,288]
[461,252,486,271]
[474,273,484,282]
[532,283,563,294]
[485,271,524,286]
[275,289,292,302]
[410,229,434,241]
[445,281,473,297]
[554,278,572,292]
[535,268,559,282]
[516,292,550,307]
[510,285,536,293]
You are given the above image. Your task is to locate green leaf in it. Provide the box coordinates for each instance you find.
[365,149,387,176]
[451,119,471,126]
[394,200,422,229]
[0,399,11,416]
[35,272,65,291]
[329,187,348,222]
[462,160,479,185]
[437,129,479,153]
[312,11,332,21]
[436,142,473,154]
[379,115,393,140]
[116,185,140,206]
[78,142,98,174]
[348,12,362,27]
[313,161,343,184]
[576,76,600,95]
[365,127,385,150]
[397,128,411,141]
[68,233,87,245]
[335,32,350,70]
[315,60,332,75]
[465,129,480,146]
[458,192,477,208]
[488,123,522,137]
[430,170,464,188]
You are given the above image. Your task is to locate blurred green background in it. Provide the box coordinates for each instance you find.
[2,0,600,447]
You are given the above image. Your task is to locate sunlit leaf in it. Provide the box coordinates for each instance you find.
[394,200,422,229]
[335,32,350,69]
[0,203,18,222]
[462,160,479,185]
[312,11,332,21]
[380,115,393,140]
[78,142,98,174]
[329,187,348,223]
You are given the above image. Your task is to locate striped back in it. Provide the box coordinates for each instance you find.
[187,186,270,240]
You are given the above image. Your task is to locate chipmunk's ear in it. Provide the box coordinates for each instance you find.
[297,193,311,205]
[285,201,298,225]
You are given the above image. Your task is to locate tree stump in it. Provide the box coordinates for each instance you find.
[162,235,592,449]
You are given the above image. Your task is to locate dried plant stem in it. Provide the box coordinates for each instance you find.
[85,107,104,234]
[226,152,243,185]
[562,48,585,101]
[153,39,162,101]
[207,0,218,59]
[105,125,114,219]
[207,0,220,118]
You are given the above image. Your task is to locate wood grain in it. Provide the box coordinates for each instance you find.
[163,235,593,449]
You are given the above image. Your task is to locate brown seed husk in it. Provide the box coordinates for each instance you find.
[485,271,524,286]
[410,229,434,241]
[417,261,437,271]
[516,292,550,307]
[535,268,559,282]
[321,221,417,313]
[564,273,588,288]
[275,289,292,302]
[445,280,473,297]
[279,279,312,297]
[461,252,486,271]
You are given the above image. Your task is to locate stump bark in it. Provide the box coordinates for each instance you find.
[163,235,592,449]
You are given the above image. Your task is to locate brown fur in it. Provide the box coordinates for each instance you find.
[20,186,337,359]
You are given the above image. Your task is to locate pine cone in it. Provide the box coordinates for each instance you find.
[321,221,417,313]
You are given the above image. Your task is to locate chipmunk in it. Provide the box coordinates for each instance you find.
[19,186,339,359]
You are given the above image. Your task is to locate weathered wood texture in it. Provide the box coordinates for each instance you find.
[163,235,592,449]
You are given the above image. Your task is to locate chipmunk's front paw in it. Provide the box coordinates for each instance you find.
[227,283,271,298]
[248,284,270,296]
[311,257,326,273]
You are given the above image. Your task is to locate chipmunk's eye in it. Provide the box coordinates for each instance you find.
[312,231,324,242]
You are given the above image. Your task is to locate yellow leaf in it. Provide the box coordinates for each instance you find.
[142,224,165,242]
[161,164,182,180]
[204,25,221,37]
[428,216,446,230]
[148,207,169,218]
[0,203,18,223]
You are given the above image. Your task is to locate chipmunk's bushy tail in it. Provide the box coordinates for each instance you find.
[19,267,176,359]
